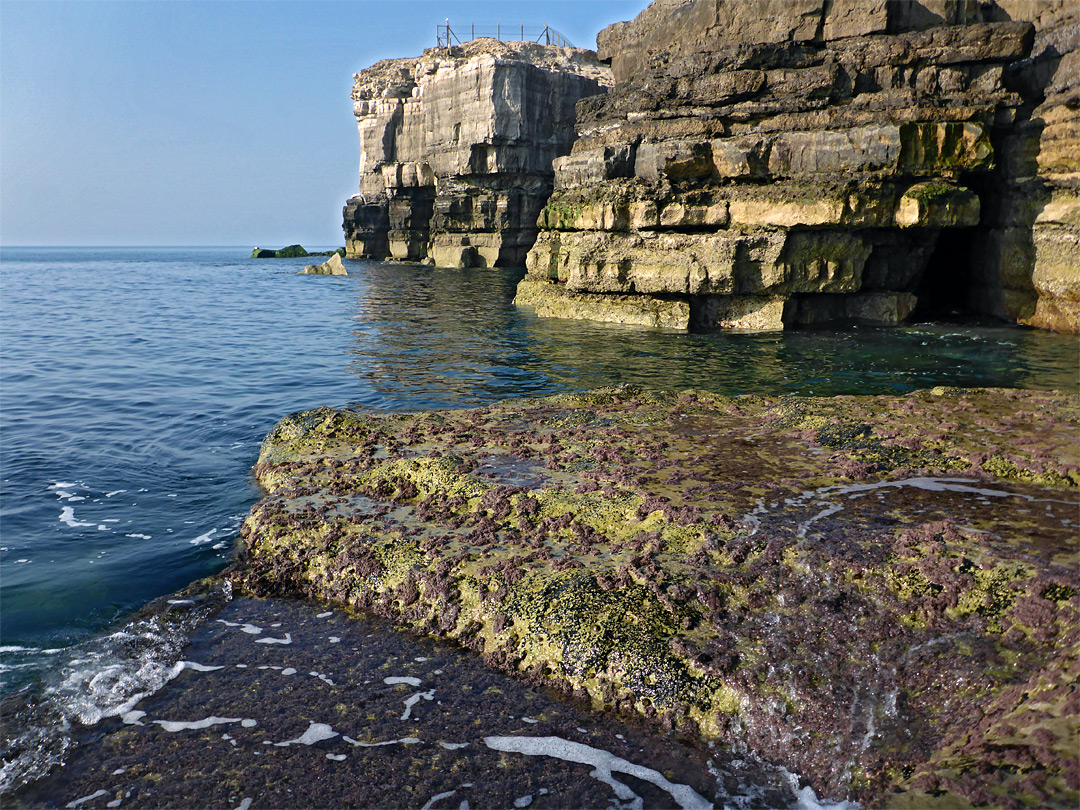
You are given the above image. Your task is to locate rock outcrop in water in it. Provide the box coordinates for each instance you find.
[300,253,349,276]
[236,385,1078,808]
[516,0,1078,332]
[342,39,611,268]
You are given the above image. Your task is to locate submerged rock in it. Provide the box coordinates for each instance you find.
[301,253,349,276]
[235,385,1079,807]
[15,596,815,809]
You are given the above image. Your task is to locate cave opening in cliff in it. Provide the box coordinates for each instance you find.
[910,227,978,321]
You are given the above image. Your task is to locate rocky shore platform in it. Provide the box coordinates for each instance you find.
[15,386,1077,808]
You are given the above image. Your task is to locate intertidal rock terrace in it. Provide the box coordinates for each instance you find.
[234,385,1079,808]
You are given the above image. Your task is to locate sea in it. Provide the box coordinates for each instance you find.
[1,246,1077,796]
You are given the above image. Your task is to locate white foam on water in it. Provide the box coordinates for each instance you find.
[125,534,152,540]
[154,716,241,732]
[254,633,292,645]
[420,791,457,810]
[66,788,110,808]
[104,491,126,498]
[793,784,859,810]
[484,735,711,810]
[120,711,145,726]
[401,689,435,720]
[179,661,224,673]
[50,482,78,490]
[189,529,218,546]
[59,507,96,528]
[273,722,338,747]
[384,676,422,687]
[216,620,263,634]
[0,583,235,791]
[342,735,421,748]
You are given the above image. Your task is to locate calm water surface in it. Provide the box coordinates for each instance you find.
[0,246,1076,791]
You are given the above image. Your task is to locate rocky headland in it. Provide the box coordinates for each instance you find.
[231,385,1078,808]
[516,0,1078,333]
[342,39,611,268]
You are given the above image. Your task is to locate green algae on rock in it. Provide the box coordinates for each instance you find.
[234,386,1079,808]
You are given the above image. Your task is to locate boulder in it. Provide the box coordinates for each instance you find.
[300,253,349,276]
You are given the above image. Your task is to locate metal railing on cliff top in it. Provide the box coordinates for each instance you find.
[436,21,574,48]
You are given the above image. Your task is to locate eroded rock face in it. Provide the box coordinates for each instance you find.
[518,0,1078,332]
[236,385,1079,808]
[343,39,611,267]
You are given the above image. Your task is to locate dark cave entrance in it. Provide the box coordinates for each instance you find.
[910,227,977,321]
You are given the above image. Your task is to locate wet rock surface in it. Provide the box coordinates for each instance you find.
[232,385,1078,807]
[12,595,815,810]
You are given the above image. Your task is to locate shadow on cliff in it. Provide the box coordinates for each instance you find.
[967,20,1065,326]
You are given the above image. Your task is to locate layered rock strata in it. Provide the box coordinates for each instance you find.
[974,0,1080,332]
[343,39,611,267]
[518,0,1078,332]
[236,386,1079,807]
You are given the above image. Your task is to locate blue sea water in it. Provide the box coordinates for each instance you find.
[0,246,1077,790]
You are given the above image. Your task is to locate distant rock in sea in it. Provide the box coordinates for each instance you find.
[252,246,345,259]
[252,245,309,258]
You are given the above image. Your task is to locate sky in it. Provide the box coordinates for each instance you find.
[1,0,650,247]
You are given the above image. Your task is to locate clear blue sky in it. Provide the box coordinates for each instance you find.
[1,0,648,247]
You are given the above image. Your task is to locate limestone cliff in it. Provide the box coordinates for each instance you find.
[517,0,1078,333]
[343,39,611,268]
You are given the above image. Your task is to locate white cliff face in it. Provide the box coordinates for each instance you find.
[344,39,612,267]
